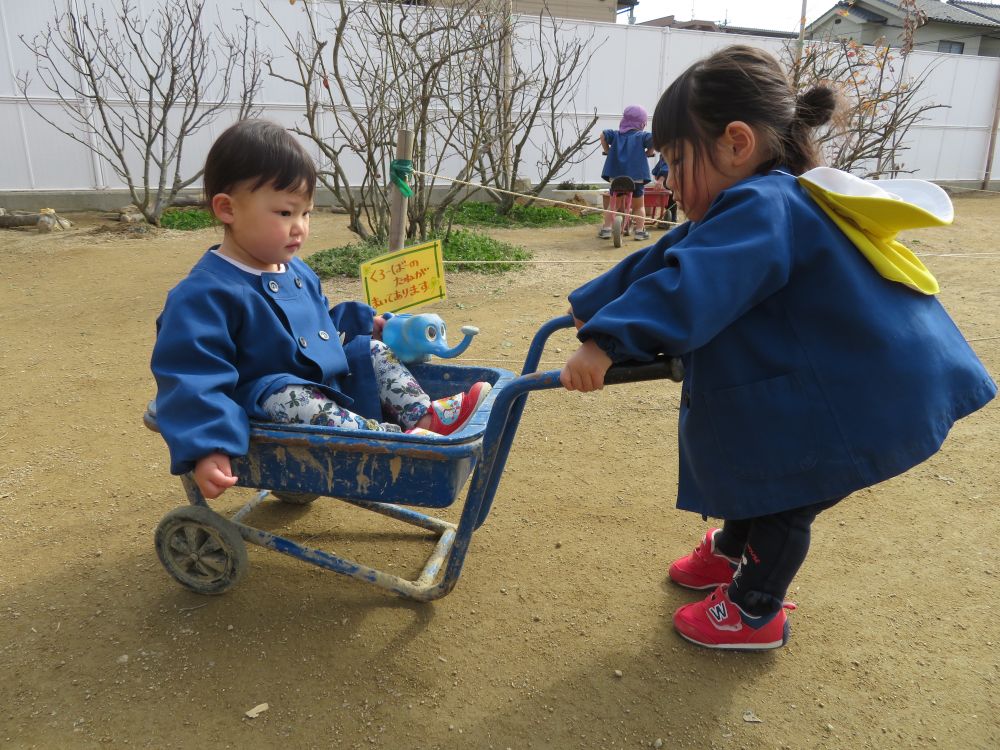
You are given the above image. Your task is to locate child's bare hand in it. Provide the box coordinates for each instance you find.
[560,340,612,393]
[566,306,585,331]
[372,315,386,341]
[194,453,238,499]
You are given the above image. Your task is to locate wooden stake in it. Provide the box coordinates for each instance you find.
[983,75,1000,191]
[388,128,414,252]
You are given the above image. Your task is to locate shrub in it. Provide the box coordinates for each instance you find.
[555,181,600,190]
[442,228,531,273]
[446,200,598,228]
[160,207,216,231]
[305,228,532,279]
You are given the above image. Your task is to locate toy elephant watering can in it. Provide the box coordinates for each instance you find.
[381,312,479,364]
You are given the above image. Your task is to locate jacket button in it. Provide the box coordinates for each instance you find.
[268,280,279,292]
[294,277,303,288]
[298,336,308,348]
[318,330,330,340]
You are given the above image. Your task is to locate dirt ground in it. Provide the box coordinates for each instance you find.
[1,196,998,750]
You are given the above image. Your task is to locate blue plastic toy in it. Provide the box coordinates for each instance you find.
[380,312,479,364]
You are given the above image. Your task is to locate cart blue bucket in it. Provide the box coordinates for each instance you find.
[145,316,683,601]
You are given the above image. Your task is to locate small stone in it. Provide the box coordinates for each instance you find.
[613,670,623,678]
[245,703,268,719]
[116,654,128,665]
[653,740,663,749]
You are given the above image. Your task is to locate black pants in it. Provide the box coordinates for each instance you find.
[714,496,844,617]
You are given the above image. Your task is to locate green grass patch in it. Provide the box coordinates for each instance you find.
[160,207,216,230]
[305,228,532,279]
[446,200,599,228]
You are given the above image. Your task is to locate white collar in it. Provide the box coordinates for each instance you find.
[211,247,286,276]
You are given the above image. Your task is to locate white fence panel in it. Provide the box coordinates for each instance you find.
[1,0,999,196]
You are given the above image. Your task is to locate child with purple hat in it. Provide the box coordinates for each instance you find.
[598,104,657,242]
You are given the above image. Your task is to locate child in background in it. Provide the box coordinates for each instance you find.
[599,104,657,242]
[151,119,490,500]
[651,156,669,188]
[560,46,995,650]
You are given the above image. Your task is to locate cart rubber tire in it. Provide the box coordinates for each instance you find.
[155,505,248,595]
[271,491,319,505]
[612,215,623,247]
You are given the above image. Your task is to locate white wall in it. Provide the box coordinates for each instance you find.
[1,0,998,195]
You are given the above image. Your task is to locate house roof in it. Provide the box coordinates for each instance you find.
[809,0,1000,30]
[949,0,1000,24]
[638,15,797,37]
[844,4,889,22]
[723,25,799,38]
[863,0,1000,26]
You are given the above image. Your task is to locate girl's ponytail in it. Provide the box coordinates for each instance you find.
[784,85,839,174]
[795,86,837,128]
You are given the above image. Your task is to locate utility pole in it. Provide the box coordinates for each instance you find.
[797,0,808,66]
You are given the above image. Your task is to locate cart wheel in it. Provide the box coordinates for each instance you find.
[271,491,319,505]
[612,215,623,247]
[155,506,247,595]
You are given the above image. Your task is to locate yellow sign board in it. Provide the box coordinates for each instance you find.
[360,240,446,313]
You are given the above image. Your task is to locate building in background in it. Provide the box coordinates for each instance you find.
[638,14,798,40]
[409,1,639,24]
[807,0,1000,56]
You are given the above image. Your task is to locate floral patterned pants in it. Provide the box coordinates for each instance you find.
[261,340,430,432]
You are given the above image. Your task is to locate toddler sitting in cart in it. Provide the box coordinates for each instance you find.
[150,119,490,501]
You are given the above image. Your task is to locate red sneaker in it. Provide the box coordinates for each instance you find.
[668,528,739,590]
[425,382,492,436]
[673,584,796,651]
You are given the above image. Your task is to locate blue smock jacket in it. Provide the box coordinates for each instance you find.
[601,129,653,183]
[569,171,996,519]
[151,250,381,475]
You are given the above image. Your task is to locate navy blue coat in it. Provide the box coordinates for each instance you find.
[151,250,381,475]
[569,171,996,519]
[602,129,653,183]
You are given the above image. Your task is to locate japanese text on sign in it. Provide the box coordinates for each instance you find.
[360,240,446,313]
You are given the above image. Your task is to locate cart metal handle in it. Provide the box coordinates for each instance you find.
[520,314,684,384]
[469,316,683,529]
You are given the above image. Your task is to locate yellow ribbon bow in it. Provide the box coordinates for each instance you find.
[797,167,952,295]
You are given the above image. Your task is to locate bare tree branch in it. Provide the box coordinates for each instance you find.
[17,0,268,224]
[270,0,599,241]
[786,37,945,178]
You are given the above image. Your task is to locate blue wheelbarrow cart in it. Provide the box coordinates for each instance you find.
[144,316,683,602]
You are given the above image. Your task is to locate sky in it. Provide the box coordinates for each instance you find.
[617,1,839,33]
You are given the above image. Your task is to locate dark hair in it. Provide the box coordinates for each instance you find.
[652,45,837,179]
[203,119,317,203]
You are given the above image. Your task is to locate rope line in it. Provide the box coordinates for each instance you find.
[440,252,1000,264]
[411,168,682,226]
[443,259,619,264]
